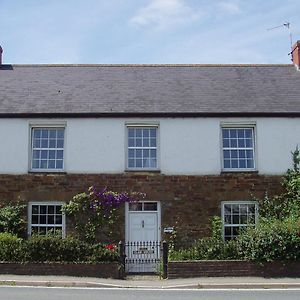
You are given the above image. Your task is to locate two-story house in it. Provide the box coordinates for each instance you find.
[0,42,300,248]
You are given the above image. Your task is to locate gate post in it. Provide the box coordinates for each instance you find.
[118,241,126,279]
[162,240,168,279]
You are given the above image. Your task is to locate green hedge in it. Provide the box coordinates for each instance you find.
[0,233,118,263]
[169,218,300,262]
[237,218,300,262]
[169,237,239,261]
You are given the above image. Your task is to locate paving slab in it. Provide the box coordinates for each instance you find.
[0,275,299,289]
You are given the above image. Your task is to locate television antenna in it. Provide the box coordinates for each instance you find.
[267,22,293,58]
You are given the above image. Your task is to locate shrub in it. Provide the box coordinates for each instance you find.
[23,235,118,263]
[169,237,239,261]
[0,204,26,236]
[0,232,23,262]
[237,218,300,262]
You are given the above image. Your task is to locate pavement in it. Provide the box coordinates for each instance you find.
[0,275,300,289]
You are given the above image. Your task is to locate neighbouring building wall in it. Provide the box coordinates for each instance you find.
[0,117,299,175]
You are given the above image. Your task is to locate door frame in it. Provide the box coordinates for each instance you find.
[125,201,161,242]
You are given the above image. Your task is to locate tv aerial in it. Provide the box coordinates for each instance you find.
[267,22,293,58]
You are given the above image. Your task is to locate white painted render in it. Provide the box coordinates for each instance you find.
[0,117,299,175]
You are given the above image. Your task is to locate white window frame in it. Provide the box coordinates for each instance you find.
[28,201,66,237]
[125,123,160,171]
[221,201,258,240]
[29,124,66,172]
[221,123,257,172]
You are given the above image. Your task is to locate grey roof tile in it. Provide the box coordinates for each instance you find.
[0,64,299,116]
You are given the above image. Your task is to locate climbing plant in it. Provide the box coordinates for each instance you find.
[63,186,145,243]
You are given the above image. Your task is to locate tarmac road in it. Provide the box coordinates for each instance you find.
[0,287,300,300]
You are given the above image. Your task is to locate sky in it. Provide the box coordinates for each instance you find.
[0,0,300,64]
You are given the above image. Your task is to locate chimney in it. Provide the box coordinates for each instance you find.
[291,40,300,69]
[0,46,2,65]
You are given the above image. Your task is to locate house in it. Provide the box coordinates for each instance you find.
[0,42,300,249]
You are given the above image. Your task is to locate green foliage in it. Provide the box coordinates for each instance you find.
[237,218,300,262]
[169,237,239,261]
[210,216,222,239]
[258,148,300,220]
[0,232,23,262]
[0,234,118,263]
[0,204,26,236]
[63,186,144,243]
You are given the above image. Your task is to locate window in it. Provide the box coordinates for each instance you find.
[222,126,255,170]
[222,202,258,240]
[28,202,65,237]
[31,127,65,171]
[127,126,158,170]
[129,202,158,211]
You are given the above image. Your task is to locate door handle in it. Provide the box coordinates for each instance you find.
[142,220,144,228]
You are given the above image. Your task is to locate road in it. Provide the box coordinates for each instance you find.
[0,287,299,300]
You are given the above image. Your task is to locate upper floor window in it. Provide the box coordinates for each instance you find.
[31,127,65,171]
[222,201,258,240]
[127,126,158,170]
[222,126,255,171]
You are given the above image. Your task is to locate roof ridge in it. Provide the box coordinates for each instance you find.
[2,63,294,67]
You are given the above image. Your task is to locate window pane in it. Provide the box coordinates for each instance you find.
[31,215,38,224]
[41,130,49,138]
[150,129,156,137]
[223,139,229,147]
[136,138,142,147]
[57,130,64,138]
[55,215,62,224]
[128,138,134,147]
[55,206,62,214]
[40,215,46,224]
[136,159,142,168]
[128,128,135,137]
[128,159,134,168]
[144,202,157,211]
[136,129,142,137]
[57,139,64,148]
[33,129,41,138]
[56,160,63,169]
[41,139,48,148]
[222,129,229,138]
[129,203,143,211]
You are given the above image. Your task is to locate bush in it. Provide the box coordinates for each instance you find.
[0,232,23,262]
[169,237,239,261]
[24,236,118,263]
[0,204,26,236]
[237,218,300,262]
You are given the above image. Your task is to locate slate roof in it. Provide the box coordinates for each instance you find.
[0,64,300,117]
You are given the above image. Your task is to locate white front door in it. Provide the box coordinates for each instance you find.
[125,201,161,273]
[129,212,158,241]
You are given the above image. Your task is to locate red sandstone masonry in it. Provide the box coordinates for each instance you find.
[0,173,283,242]
[168,261,300,278]
[0,262,120,278]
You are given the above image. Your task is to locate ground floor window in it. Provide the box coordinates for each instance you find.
[28,202,66,237]
[222,201,258,240]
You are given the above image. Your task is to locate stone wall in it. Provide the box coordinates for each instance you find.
[168,260,300,278]
[0,262,120,278]
[0,173,283,242]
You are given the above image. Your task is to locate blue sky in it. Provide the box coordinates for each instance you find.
[0,0,299,64]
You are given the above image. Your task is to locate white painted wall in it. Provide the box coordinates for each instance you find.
[0,117,299,175]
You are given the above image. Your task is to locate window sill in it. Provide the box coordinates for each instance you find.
[28,170,67,175]
[221,169,258,174]
[125,169,161,174]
